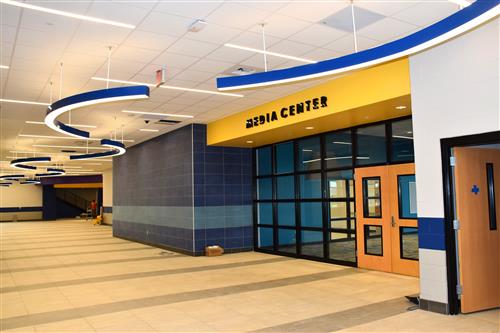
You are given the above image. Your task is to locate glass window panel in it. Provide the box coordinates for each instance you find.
[257,178,272,200]
[329,202,347,219]
[301,230,324,257]
[329,232,356,262]
[391,118,415,162]
[326,170,353,199]
[400,227,419,260]
[278,229,296,254]
[258,227,273,250]
[398,175,418,219]
[256,147,272,176]
[363,178,382,218]
[330,219,348,229]
[325,131,353,169]
[300,202,323,228]
[298,137,321,171]
[356,124,387,165]
[277,175,295,199]
[364,225,383,256]
[277,203,295,226]
[275,142,294,174]
[257,203,272,225]
[300,173,322,198]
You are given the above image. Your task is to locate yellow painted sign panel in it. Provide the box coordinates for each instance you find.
[208,59,411,147]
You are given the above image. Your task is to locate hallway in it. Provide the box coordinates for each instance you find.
[0,220,497,332]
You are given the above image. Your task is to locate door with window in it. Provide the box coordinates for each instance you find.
[454,147,499,313]
[355,163,419,276]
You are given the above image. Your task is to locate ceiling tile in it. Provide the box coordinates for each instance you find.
[188,59,234,74]
[138,12,193,37]
[205,3,271,30]
[288,24,348,47]
[112,45,159,64]
[124,30,178,51]
[393,2,458,27]
[153,52,201,70]
[323,34,380,54]
[0,25,17,44]
[166,38,220,58]
[356,0,418,16]
[299,47,342,62]
[357,17,418,41]
[155,2,222,19]
[267,39,316,58]
[172,69,215,83]
[278,2,348,23]
[86,2,150,26]
[227,31,281,49]
[185,24,243,45]
[248,14,311,39]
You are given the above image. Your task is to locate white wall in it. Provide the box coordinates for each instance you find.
[0,183,43,221]
[102,168,113,224]
[410,18,499,305]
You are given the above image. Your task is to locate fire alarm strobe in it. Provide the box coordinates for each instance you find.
[156,67,166,87]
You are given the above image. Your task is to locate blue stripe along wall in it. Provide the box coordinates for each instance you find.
[192,124,253,255]
[418,217,446,251]
[0,207,42,212]
[112,124,253,255]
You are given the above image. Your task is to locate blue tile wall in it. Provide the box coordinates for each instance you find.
[418,217,446,250]
[113,124,254,255]
[192,124,253,253]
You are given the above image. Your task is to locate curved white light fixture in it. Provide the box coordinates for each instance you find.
[217,0,499,90]
[224,43,317,64]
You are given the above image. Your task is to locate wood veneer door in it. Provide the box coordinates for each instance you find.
[455,147,500,313]
[388,163,419,277]
[355,165,392,273]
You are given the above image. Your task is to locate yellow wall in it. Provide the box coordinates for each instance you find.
[208,59,411,147]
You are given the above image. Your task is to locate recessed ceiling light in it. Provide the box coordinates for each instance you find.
[0,98,49,106]
[91,77,244,97]
[25,121,97,129]
[122,110,194,118]
[0,65,9,69]
[305,126,315,130]
[139,129,159,132]
[395,105,407,110]
[224,43,317,64]
[19,134,134,143]
[1,0,135,28]
[448,0,471,7]
[246,140,254,144]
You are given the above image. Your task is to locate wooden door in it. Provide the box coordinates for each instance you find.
[455,147,500,313]
[388,164,419,277]
[355,165,392,273]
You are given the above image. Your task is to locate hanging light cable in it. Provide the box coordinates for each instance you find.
[261,23,268,72]
[351,0,358,53]
[106,46,112,89]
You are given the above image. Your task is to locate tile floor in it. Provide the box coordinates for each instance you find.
[1,220,498,332]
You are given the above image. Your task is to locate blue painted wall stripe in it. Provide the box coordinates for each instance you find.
[0,207,43,213]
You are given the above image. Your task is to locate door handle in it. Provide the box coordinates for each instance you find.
[391,216,396,227]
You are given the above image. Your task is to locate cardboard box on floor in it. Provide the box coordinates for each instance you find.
[205,245,224,256]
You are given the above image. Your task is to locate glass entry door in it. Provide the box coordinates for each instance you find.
[355,163,419,276]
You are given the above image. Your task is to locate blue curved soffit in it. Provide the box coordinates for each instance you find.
[69,139,126,160]
[0,174,25,180]
[10,157,51,170]
[217,0,499,90]
[45,85,150,139]
[35,168,66,177]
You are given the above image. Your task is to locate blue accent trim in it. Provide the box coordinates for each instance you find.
[11,157,50,170]
[0,207,43,213]
[418,217,446,250]
[103,206,113,213]
[217,0,498,89]
[0,174,24,180]
[48,85,150,117]
[70,139,125,160]
[58,122,89,138]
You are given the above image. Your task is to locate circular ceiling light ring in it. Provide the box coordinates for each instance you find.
[10,157,51,170]
[45,86,150,139]
[69,139,125,160]
[0,174,26,180]
[0,182,13,187]
[20,180,41,185]
[35,168,66,177]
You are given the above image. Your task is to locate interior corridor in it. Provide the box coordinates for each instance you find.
[1,220,497,332]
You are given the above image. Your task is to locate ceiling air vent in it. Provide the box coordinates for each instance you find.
[155,119,182,125]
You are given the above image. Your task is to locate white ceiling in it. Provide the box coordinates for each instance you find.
[0,0,461,174]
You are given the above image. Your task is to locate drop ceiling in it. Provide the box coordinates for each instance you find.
[0,0,462,174]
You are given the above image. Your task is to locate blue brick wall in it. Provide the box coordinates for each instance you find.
[418,217,446,250]
[192,124,253,254]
